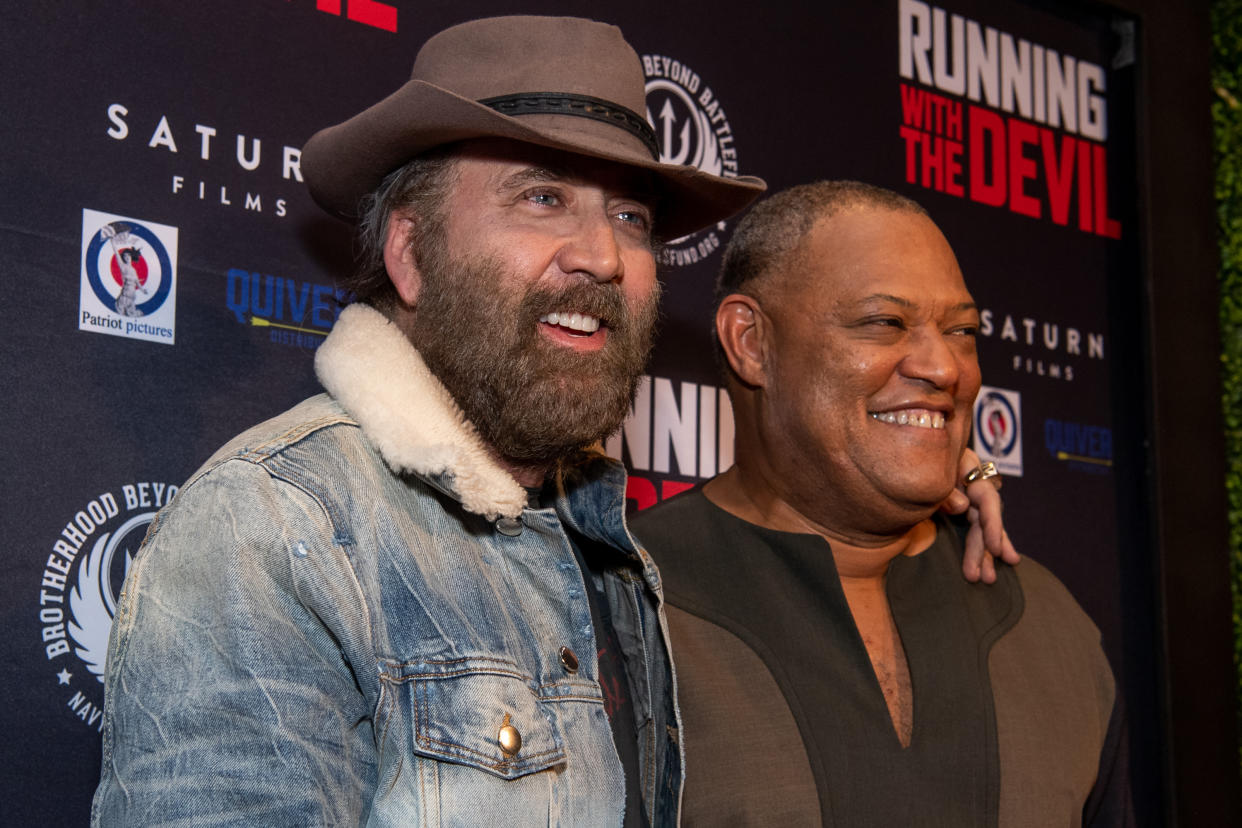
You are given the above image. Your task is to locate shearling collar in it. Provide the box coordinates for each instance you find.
[314,302,527,521]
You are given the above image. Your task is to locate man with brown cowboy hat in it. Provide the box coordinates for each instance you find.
[91,16,1008,826]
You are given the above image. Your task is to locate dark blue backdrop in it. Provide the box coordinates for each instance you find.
[0,1,1155,823]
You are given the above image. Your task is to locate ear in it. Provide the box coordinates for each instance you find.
[383,209,422,306]
[716,293,770,388]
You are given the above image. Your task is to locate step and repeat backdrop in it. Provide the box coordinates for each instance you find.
[2,0,1152,822]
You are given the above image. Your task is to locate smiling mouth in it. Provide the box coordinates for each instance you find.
[869,408,946,430]
[539,311,602,335]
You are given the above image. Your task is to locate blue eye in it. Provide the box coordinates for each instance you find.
[616,210,650,229]
[528,191,560,207]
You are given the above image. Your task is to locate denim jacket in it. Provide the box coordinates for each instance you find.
[92,303,684,826]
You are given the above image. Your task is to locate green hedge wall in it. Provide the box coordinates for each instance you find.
[1216,0,1242,772]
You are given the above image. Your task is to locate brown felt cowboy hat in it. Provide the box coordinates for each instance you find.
[301,15,766,239]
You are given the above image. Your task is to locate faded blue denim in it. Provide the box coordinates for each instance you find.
[92,394,683,826]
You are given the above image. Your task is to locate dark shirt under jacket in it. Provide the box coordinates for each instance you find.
[534,486,650,828]
[633,488,1132,828]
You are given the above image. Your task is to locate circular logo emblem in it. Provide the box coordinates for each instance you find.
[975,391,1019,457]
[84,220,173,317]
[36,483,177,730]
[646,78,724,178]
[643,54,745,266]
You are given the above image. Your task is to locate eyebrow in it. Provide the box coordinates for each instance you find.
[497,165,658,206]
[497,166,567,192]
[860,294,977,313]
[862,293,914,308]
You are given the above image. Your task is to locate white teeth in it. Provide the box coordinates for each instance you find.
[539,311,600,333]
[869,409,947,430]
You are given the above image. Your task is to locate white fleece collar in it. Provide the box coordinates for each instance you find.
[314,303,527,521]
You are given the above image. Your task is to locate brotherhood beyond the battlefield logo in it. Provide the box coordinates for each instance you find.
[80,208,179,345]
[642,54,746,267]
[35,482,178,731]
[973,385,1024,477]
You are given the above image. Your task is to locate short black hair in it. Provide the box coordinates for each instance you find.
[717,180,927,302]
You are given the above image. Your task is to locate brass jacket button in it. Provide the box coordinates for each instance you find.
[559,646,579,674]
[498,713,521,757]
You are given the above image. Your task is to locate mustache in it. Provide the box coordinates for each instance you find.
[517,280,628,330]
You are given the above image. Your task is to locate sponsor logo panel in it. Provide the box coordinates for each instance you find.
[35,482,178,731]
[973,385,1023,476]
[1045,417,1112,473]
[978,308,1104,384]
[105,104,302,222]
[225,267,344,350]
[80,209,178,344]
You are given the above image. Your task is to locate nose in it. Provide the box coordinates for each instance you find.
[901,327,962,390]
[555,210,624,283]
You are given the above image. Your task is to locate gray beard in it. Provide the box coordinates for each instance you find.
[405,240,660,467]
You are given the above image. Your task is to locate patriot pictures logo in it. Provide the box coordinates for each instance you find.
[36,482,177,730]
[642,54,745,267]
[80,209,179,344]
[973,385,1023,476]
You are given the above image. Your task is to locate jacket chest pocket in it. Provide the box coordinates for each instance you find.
[383,660,567,780]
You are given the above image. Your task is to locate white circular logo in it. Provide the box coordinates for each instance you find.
[643,54,746,266]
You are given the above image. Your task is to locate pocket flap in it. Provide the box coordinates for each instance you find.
[395,661,567,779]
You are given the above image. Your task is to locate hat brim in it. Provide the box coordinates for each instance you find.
[302,80,765,240]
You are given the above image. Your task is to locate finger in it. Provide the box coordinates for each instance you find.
[981,499,1005,558]
[999,529,1020,565]
[967,479,1006,555]
[959,447,982,479]
[979,550,998,584]
[940,487,969,515]
[962,521,984,582]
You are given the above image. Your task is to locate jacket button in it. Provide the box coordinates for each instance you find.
[559,646,579,674]
[498,713,521,757]
[495,516,523,536]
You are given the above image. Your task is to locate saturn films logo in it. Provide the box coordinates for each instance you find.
[36,482,177,730]
[80,209,179,345]
[642,54,747,267]
[973,385,1024,476]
